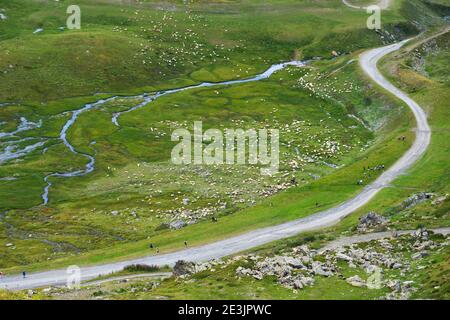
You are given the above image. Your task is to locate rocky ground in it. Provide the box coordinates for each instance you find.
[171,228,449,300]
[5,226,447,300]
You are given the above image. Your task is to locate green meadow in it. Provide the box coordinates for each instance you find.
[0,0,448,282]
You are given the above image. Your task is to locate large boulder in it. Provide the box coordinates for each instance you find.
[413,228,429,241]
[311,261,334,277]
[292,276,315,289]
[173,260,196,277]
[169,220,187,230]
[357,212,388,233]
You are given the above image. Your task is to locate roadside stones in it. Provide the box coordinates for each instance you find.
[256,257,293,277]
[235,265,264,280]
[414,240,434,251]
[384,280,417,300]
[413,228,429,241]
[311,261,334,277]
[289,276,315,290]
[173,260,196,277]
[357,211,388,233]
[293,244,313,257]
[176,228,447,298]
[329,244,405,273]
[233,246,335,290]
[401,192,434,209]
[284,256,304,269]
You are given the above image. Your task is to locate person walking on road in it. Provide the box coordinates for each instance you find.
[22,271,26,279]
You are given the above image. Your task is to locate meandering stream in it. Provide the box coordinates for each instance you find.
[0,60,306,205]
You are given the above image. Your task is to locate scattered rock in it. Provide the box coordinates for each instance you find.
[284,256,304,269]
[411,251,429,260]
[169,220,186,230]
[336,252,353,262]
[413,228,429,241]
[173,260,196,277]
[291,276,315,289]
[174,230,448,299]
[386,279,401,292]
[402,192,434,209]
[311,261,334,277]
[346,275,366,287]
[357,212,388,233]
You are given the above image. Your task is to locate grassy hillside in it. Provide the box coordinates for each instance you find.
[0,0,414,103]
[0,0,445,274]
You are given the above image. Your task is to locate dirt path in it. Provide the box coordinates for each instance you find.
[81,272,172,287]
[319,227,450,253]
[342,0,391,10]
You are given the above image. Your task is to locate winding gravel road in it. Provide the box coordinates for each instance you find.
[0,39,431,290]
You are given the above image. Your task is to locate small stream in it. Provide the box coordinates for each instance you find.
[1,60,306,205]
[112,61,305,126]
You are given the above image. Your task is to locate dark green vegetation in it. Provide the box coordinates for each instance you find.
[0,0,447,283]
[123,264,162,273]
